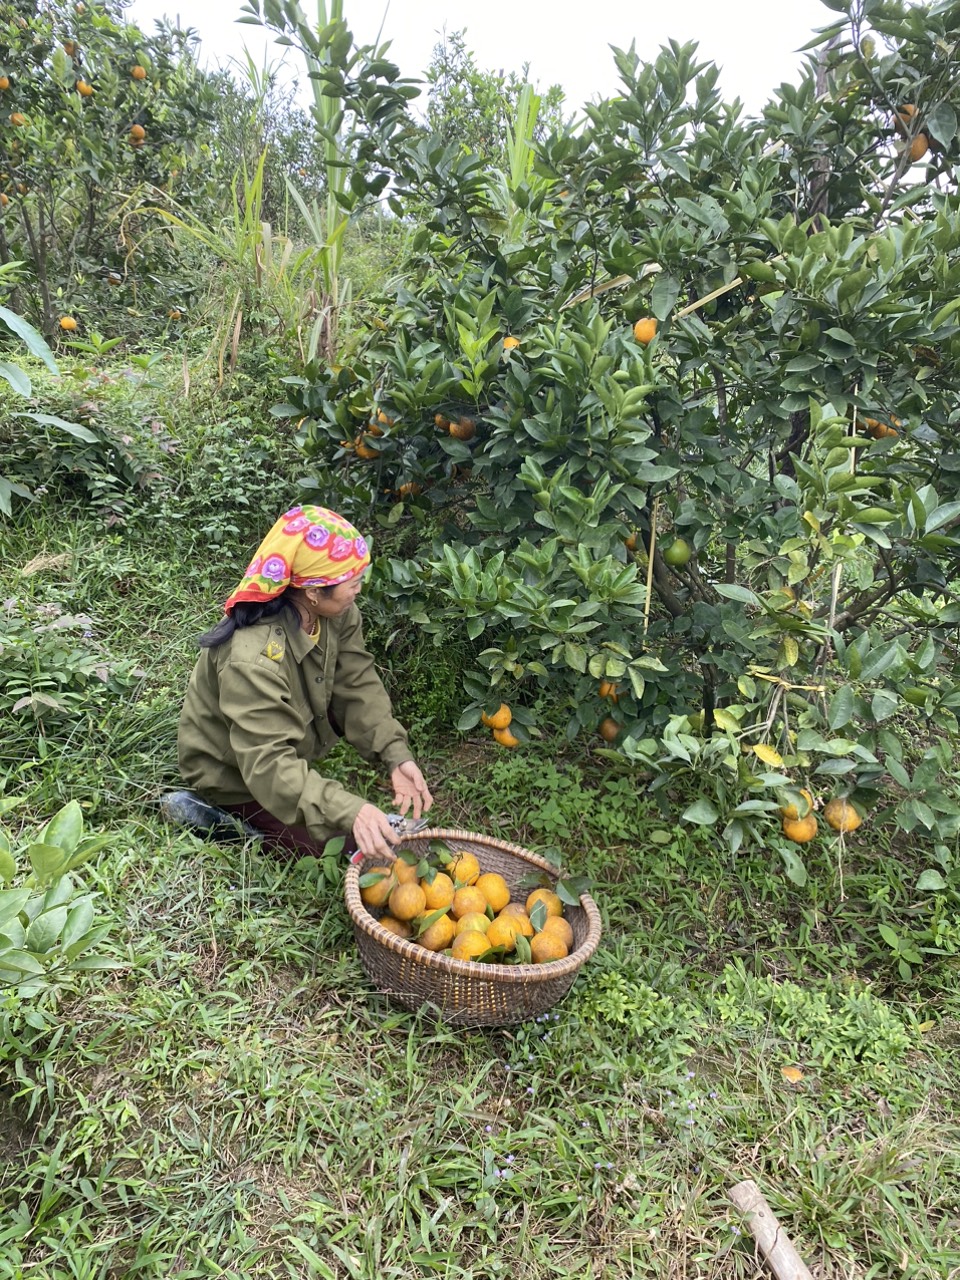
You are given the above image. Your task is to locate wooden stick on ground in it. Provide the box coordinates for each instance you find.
[728,1179,815,1280]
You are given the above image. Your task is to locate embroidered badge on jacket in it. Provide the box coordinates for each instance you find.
[265,639,285,661]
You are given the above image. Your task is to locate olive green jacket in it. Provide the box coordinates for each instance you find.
[177,606,412,840]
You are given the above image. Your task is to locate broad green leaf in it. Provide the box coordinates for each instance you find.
[0,889,31,927]
[681,798,719,825]
[25,905,69,953]
[0,848,15,884]
[828,685,855,730]
[916,869,948,892]
[780,847,808,887]
[0,360,31,396]
[41,801,83,857]
[28,843,69,885]
[0,305,58,372]
[61,899,96,951]
[14,412,99,443]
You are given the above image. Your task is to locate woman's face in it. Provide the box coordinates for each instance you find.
[309,569,366,617]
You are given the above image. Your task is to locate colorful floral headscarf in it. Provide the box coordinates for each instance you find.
[224,505,370,613]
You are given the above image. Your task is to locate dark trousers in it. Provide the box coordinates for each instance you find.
[223,802,359,862]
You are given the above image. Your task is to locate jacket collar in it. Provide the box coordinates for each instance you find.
[280,607,325,665]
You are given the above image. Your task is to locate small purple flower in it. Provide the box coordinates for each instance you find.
[304,524,330,550]
[526,1086,534,1095]
[709,1091,718,1099]
[484,1125,492,1133]
[505,1155,514,1164]
[261,554,289,582]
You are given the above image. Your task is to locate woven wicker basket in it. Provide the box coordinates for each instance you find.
[345,828,603,1028]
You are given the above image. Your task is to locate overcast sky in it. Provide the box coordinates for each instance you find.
[125,0,848,116]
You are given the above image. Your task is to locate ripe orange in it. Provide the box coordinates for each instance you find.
[541,915,574,950]
[168,308,182,320]
[0,76,10,91]
[503,336,520,349]
[397,482,422,498]
[76,80,94,97]
[9,112,26,126]
[909,134,929,163]
[131,65,147,80]
[434,413,449,429]
[388,881,426,921]
[451,885,487,919]
[451,930,490,962]
[418,912,456,952]
[823,797,863,833]
[782,814,818,843]
[376,409,394,427]
[893,104,918,138]
[511,912,535,939]
[129,123,145,140]
[526,888,563,919]
[59,316,78,332]
[455,911,490,936]
[449,416,476,441]
[359,866,395,908]
[599,679,619,702]
[63,41,77,57]
[599,717,621,742]
[623,531,639,552]
[779,788,813,822]
[633,316,657,345]
[421,871,455,910]
[379,914,412,938]
[493,727,519,747]
[393,858,419,885]
[498,902,528,919]
[448,852,481,886]
[354,435,380,460]
[485,915,520,952]
[530,931,569,963]
[0,193,7,207]
[481,703,512,730]
[475,872,510,912]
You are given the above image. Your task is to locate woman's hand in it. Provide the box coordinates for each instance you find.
[352,803,401,860]
[391,761,434,820]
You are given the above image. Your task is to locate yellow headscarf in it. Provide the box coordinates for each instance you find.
[224,505,370,613]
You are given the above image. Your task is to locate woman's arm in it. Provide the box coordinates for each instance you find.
[329,607,414,772]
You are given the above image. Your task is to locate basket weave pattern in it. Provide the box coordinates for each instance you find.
[345,829,603,1027]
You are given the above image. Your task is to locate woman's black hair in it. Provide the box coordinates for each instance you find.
[197,584,337,649]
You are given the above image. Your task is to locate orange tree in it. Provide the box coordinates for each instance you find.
[0,0,222,336]
[259,0,960,868]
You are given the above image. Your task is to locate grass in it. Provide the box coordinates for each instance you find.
[3,368,960,1277]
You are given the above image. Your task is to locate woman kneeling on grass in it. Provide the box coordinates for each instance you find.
[173,503,432,861]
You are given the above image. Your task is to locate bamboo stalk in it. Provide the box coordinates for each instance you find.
[728,1179,815,1280]
[642,496,660,646]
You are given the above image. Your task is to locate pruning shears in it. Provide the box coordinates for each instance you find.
[387,813,431,836]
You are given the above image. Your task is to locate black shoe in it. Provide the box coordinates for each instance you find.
[160,791,262,840]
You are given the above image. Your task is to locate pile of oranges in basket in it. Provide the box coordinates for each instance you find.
[359,849,574,965]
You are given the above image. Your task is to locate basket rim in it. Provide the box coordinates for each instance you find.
[345,827,603,984]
